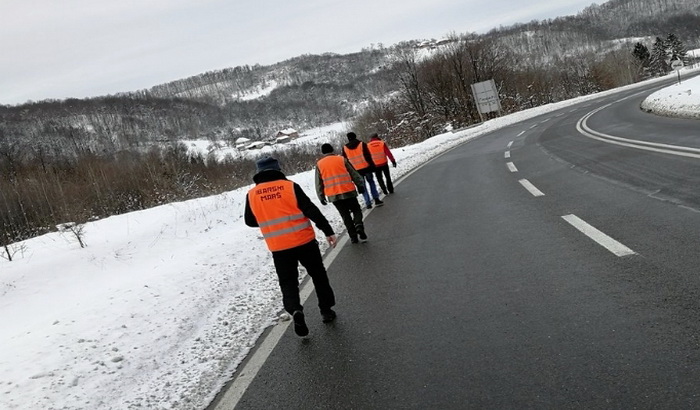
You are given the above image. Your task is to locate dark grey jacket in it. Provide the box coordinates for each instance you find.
[315,154,364,203]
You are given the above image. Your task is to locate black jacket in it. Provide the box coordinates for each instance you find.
[244,170,334,238]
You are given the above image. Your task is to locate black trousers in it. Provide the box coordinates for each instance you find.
[332,197,364,241]
[374,164,394,194]
[271,240,335,314]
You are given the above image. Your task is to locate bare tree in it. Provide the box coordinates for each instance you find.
[1,242,28,262]
[392,47,427,118]
[57,222,87,249]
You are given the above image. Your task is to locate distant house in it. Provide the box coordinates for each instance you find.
[235,137,251,150]
[245,141,267,150]
[276,128,299,139]
[275,136,291,144]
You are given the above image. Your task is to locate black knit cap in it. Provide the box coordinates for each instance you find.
[255,156,281,174]
[321,143,334,154]
[346,132,357,141]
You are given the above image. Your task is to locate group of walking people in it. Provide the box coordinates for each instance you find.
[315,131,396,243]
[244,131,396,337]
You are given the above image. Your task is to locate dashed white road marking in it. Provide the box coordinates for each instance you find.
[518,179,545,197]
[561,214,636,257]
[542,118,550,123]
[517,131,525,137]
[507,140,514,148]
[506,162,518,172]
[505,151,511,159]
[529,124,537,129]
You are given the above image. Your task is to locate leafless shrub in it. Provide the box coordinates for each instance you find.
[57,222,87,249]
[1,243,28,262]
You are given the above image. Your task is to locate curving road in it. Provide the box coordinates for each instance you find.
[212,76,700,409]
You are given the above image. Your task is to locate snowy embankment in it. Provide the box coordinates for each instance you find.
[0,71,697,410]
[641,51,700,119]
[641,72,700,119]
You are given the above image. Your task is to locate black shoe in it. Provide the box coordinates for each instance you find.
[292,310,309,337]
[374,199,384,207]
[321,309,337,323]
[358,229,368,243]
[366,204,373,210]
[382,190,389,195]
[350,237,359,244]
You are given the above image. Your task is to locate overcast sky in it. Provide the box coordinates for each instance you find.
[0,0,599,105]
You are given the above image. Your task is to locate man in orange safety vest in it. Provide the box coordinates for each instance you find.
[342,132,384,210]
[315,143,368,244]
[367,132,397,195]
[244,156,338,337]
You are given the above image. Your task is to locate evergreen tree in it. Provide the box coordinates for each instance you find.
[632,42,650,66]
[649,37,669,76]
[665,33,687,63]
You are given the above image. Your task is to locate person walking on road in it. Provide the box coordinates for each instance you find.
[315,143,368,244]
[244,156,338,337]
[367,133,397,195]
[342,132,383,209]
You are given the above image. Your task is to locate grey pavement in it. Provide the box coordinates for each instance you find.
[212,78,700,409]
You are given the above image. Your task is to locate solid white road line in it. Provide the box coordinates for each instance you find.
[214,236,349,409]
[507,162,518,172]
[219,127,470,407]
[518,179,545,197]
[561,214,636,257]
[505,151,511,159]
[577,105,700,159]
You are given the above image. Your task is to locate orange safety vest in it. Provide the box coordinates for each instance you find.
[317,155,355,197]
[343,143,370,171]
[367,140,388,167]
[248,180,316,252]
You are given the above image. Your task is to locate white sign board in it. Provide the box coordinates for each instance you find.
[671,60,684,70]
[471,79,501,115]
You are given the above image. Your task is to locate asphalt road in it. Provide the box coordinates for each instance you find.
[212,76,700,409]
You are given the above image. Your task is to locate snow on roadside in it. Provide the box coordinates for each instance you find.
[641,68,700,119]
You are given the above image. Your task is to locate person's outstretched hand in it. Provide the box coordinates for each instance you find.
[326,235,338,248]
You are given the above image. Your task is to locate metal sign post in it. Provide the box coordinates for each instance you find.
[671,60,684,84]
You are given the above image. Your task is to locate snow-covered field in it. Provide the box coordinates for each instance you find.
[1,70,699,410]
